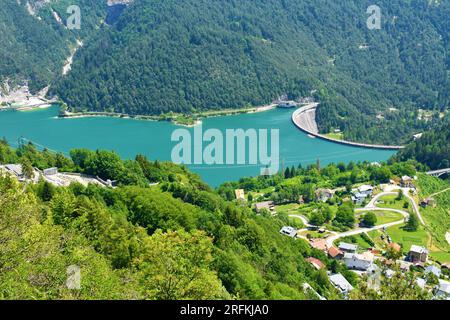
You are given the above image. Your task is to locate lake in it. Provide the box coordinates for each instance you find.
[0,106,395,186]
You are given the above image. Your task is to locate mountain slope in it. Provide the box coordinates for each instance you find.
[394,117,450,170]
[51,0,449,144]
[0,0,108,94]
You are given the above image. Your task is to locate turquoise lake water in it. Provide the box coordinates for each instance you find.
[0,106,395,186]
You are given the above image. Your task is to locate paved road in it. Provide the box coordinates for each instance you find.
[325,207,410,248]
[402,190,425,225]
[368,190,425,225]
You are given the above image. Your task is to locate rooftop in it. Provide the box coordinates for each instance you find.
[410,245,428,254]
[329,274,354,292]
[339,242,358,252]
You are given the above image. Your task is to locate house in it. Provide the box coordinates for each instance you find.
[435,280,450,300]
[315,188,333,202]
[234,189,245,201]
[306,257,325,270]
[277,100,298,108]
[310,238,328,251]
[255,201,276,215]
[399,261,412,273]
[416,278,426,289]
[329,273,354,296]
[43,167,58,176]
[352,193,369,205]
[358,185,374,196]
[279,226,297,238]
[408,245,428,263]
[328,247,344,259]
[420,197,435,208]
[425,265,442,278]
[343,251,374,271]
[400,176,414,188]
[4,164,24,179]
[338,242,358,254]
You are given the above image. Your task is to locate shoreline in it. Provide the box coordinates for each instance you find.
[59,103,278,127]
[292,103,405,150]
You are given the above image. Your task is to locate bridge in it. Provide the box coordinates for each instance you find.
[427,168,450,178]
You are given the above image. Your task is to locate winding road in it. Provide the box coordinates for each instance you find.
[290,188,425,248]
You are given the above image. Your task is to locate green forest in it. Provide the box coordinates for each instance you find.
[0,140,435,300]
[395,117,450,170]
[50,0,449,144]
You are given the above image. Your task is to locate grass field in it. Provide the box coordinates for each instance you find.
[324,132,344,140]
[377,195,413,215]
[421,191,450,252]
[417,173,450,197]
[358,210,405,226]
[385,224,430,253]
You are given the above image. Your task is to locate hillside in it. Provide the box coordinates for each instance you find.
[0,140,346,300]
[394,118,450,170]
[0,0,107,94]
[50,0,449,144]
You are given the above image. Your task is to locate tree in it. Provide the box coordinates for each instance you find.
[350,270,431,300]
[362,212,377,227]
[133,230,229,300]
[310,211,326,226]
[40,181,55,202]
[20,157,34,180]
[406,213,419,231]
[333,203,355,228]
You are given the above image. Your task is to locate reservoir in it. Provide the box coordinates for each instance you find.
[0,106,395,187]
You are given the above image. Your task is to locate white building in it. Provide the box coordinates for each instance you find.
[338,242,358,254]
[358,185,374,196]
[435,280,450,300]
[344,252,374,271]
[329,273,354,296]
[280,226,297,238]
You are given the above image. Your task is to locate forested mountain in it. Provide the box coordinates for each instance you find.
[50,0,449,144]
[394,117,450,170]
[0,0,107,93]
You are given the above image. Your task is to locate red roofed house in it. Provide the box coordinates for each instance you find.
[310,238,328,251]
[306,257,325,270]
[328,247,344,259]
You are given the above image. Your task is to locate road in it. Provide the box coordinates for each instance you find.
[289,188,424,248]
[368,190,425,225]
[325,207,409,248]
[428,187,450,198]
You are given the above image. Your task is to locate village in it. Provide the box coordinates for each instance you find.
[234,173,450,300]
